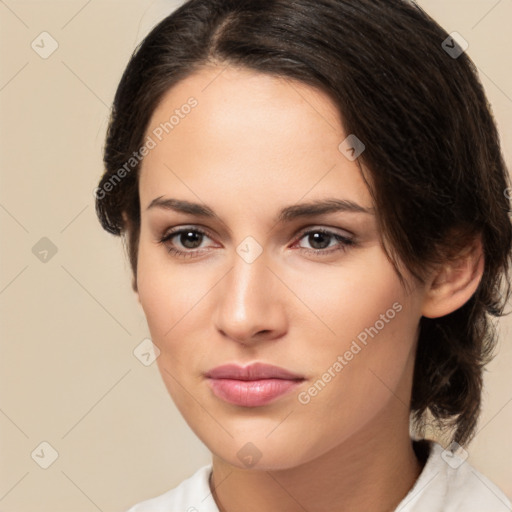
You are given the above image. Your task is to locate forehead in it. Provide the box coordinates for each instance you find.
[147,64,343,133]
[139,65,371,212]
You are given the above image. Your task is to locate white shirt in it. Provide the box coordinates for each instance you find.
[126,441,512,512]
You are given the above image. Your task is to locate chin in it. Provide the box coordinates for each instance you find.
[202,426,330,471]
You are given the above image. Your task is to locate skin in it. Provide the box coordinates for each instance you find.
[134,65,484,512]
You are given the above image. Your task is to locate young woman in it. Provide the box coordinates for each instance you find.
[95,1,512,510]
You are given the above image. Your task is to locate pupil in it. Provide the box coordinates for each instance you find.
[310,232,330,249]
[181,231,202,249]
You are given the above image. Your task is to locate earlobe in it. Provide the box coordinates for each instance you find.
[421,235,485,319]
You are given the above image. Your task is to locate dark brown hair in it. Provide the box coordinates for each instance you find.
[95,0,512,445]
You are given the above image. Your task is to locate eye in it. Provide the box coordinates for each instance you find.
[158,227,214,259]
[294,228,354,256]
[157,226,355,259]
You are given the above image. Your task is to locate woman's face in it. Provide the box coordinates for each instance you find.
[136,65,427,470]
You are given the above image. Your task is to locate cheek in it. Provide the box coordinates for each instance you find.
[136,241,217,396]
[136,241,203,340]
[137,249,205,411]
[292,250,410,353]
[291,251,420,408]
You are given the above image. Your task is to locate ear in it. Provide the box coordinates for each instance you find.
[421,234,484,319]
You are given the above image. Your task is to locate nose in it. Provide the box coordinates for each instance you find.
[213,248,287,346]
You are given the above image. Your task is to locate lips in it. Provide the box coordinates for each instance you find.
[205,362,304,381]
[205,362,305,407]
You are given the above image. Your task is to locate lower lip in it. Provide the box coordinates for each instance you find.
[207,378,303,407]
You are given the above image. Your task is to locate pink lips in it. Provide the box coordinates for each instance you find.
[205,362,305,407]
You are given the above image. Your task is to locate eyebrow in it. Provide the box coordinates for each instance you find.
[146,196,374,222]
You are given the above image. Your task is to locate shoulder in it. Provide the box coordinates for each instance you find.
[125,464,218,512]
[396,441,512,512]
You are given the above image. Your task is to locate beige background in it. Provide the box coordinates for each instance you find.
[0,1,511,510]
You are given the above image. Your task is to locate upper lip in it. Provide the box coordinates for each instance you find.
[205,362,304,381]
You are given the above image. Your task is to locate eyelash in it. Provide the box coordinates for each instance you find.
[157,226,355,259]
